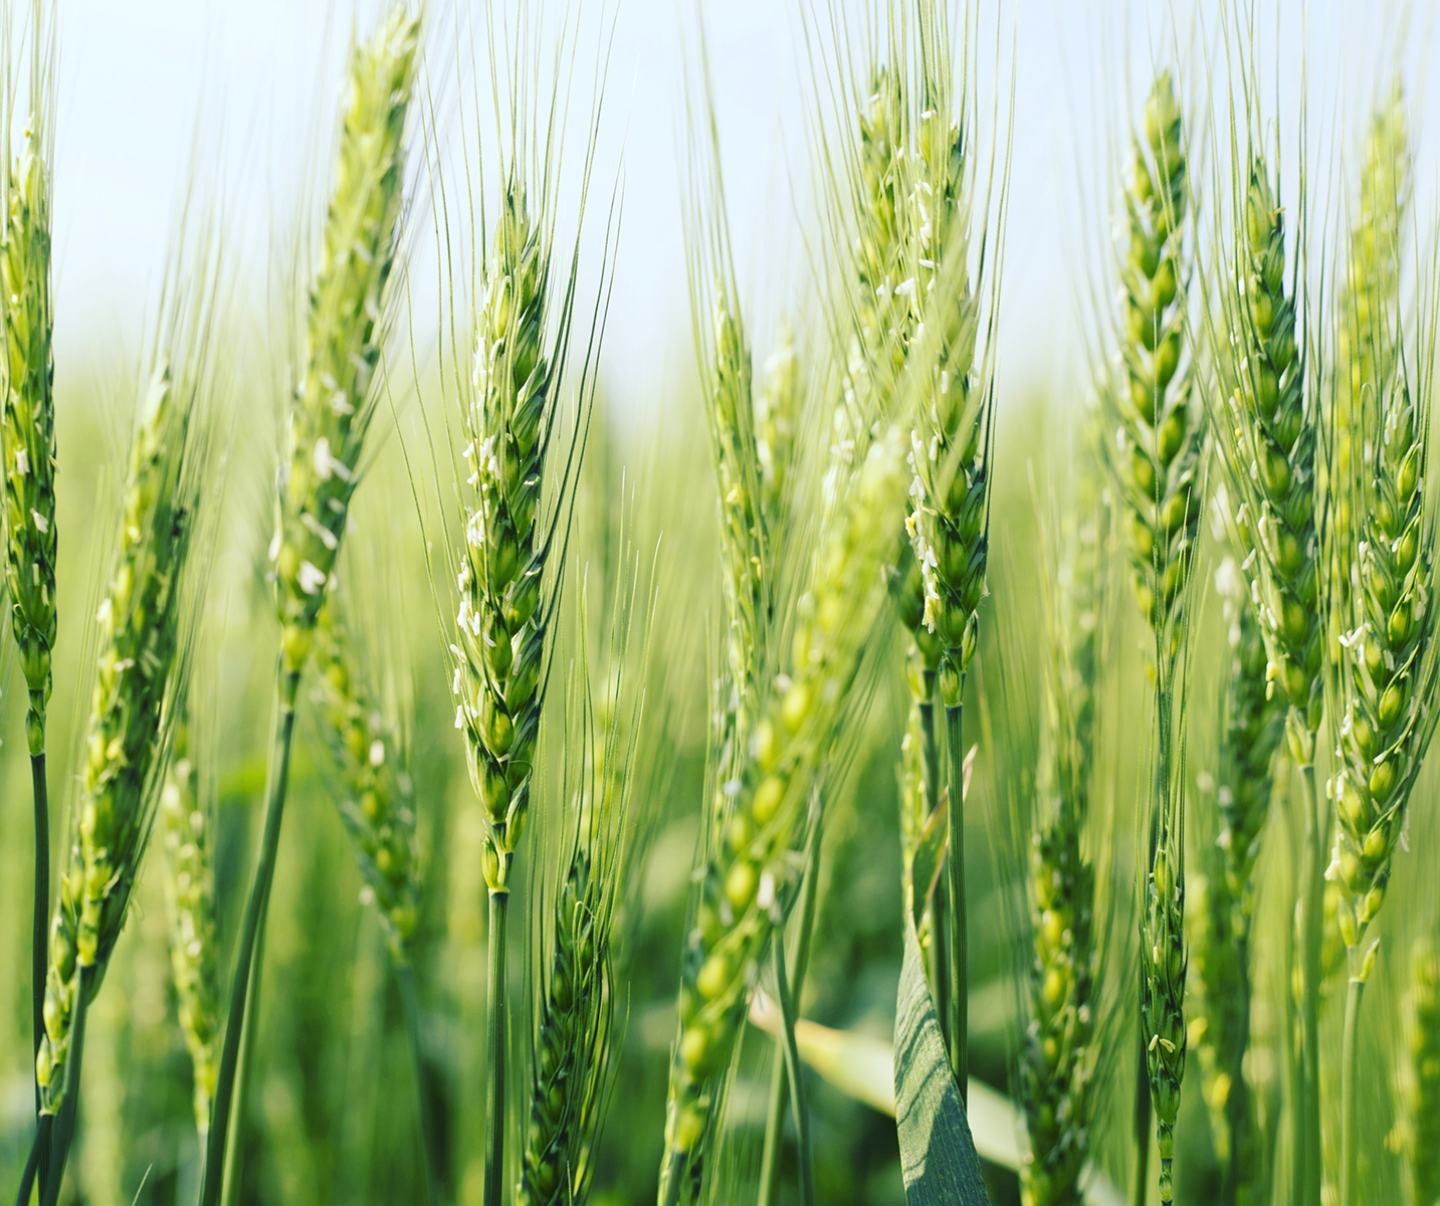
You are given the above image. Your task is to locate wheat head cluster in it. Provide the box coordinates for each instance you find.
[4,1,1440,1205]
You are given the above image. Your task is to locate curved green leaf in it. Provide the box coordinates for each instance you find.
[894,909,990,1204]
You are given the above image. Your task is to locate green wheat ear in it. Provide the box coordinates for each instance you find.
[273,4,419,678]
[37,358,207,1115]
[1019,444,1101,1206]
[313,601,422,961]
[1107,71,1201,655]
[159,714,221,1137]
[1331,364,1440,978]
[451,178,559,899]
[2,124,57,754]
[1327,87,1409,638]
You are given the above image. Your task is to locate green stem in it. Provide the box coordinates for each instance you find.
[1278,799,1301,1206]
[1131,1008,1151,1206]
[758,815,823,1206]
[1339,974,1366,1206]
[41,967,93,1206]
[220,942,264,1206]
[200,666,301,1206]
[659,1151,684,1206]
[397,959,447,1206]
[757,1037,788,1203]
[29,753,48,1086]
[29,753,50,1201]
[918,677,950,1044]
[943,702,967,1099]
[770,932,814,1206]
[14,1115,49,1206]
[1294,751,1323,1206]
[485,889,509,1206]
[1134,647,1172,1206]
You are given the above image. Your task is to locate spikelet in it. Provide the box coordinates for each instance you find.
[36,361,205,1114]
[159,716,220,1135]
[273,5,419,677]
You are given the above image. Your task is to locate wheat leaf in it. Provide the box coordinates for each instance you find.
[894,907,989,1205]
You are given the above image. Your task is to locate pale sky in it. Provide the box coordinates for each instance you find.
[37,1,1440,422]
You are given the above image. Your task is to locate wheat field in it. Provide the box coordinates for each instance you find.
[3,1,1440,1204]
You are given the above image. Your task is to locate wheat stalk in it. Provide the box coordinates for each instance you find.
[2,123,55,758]
[2,15,58,1130]
[27,351,208,1203]
[658,424,911,1205]
[159,715,221,1140]
[202,10,420,1200]
[1212,142,1327,1202]
[1332,361,1440,1201]
[1105,72,1201,1201]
